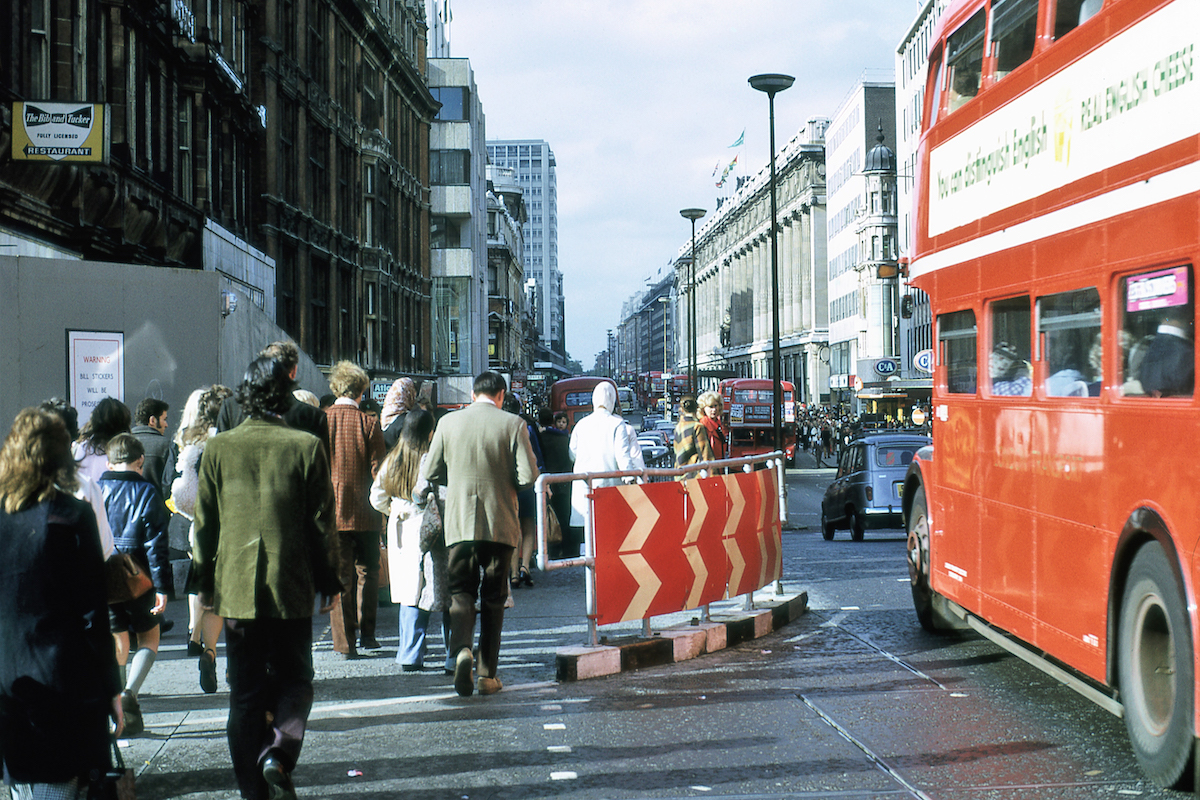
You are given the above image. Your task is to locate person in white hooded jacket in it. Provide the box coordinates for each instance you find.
[567,382,644,556]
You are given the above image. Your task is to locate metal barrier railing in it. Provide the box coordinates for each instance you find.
[534,451,788,646]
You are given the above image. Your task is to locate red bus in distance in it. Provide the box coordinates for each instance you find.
[549,377,618,430]
[902,0,1200,789]
[718,378,797,464]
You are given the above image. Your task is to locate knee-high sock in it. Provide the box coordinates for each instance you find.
[126,648,157,695]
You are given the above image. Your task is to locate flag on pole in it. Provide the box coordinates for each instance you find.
[716,154,738,188]
[729,129,744,148]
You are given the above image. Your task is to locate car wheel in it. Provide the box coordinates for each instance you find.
[1119,543,1195,790]
[906,485,955,633]
[850,510,865,541]
[821,508,835,541]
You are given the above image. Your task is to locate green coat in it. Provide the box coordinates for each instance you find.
[192,417,339,619]
[421,400,539,548]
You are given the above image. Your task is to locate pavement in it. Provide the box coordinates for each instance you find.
[119,452,829,797]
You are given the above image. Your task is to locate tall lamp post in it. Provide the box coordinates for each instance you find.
[749,72,794,454]
[680,208,706,397]
[658,295,669,411]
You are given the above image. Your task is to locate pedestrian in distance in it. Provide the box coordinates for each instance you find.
[0,408,124,800]
[72,396,131,485]
[193,355,341,800]
[170,384,234,692]
[503,394,543,590]
[672,395,715,480]
[696,391,726,461]
[370,409,451,673]
[324,360,387,658]
[536,408,574,560]
[130,397,171,499]
[98,432,173,737]
[420,371,539,697]
[39,397,116,562]
[380,376,417,452]
[568,382,644,554]
[216,341,331,456]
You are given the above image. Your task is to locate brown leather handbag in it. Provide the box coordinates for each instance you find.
[105,553,153,605]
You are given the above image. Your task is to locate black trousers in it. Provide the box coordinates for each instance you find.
[446,541,513,679]
[224,617,314,800]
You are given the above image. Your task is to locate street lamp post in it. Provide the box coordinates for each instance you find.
[749,73,794,455]
[658,295,669,411]
[680,208,705,397]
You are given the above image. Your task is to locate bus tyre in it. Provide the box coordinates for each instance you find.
[850,511,865,542]
[821,509,835,541]
[1118,543,1195,790]
[906,485,951,633]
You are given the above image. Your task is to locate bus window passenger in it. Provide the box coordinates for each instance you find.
[990,342,1032,396]
[1138,310,1195,398]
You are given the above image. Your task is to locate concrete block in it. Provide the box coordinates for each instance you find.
[704,623,728,653]
[619,637,674,672]
[659,627,708,661]
[556,646,620,681]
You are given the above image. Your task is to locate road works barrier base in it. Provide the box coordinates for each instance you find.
[556,590,807,681]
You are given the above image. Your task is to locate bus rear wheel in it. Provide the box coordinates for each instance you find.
[1119,543,1195,790]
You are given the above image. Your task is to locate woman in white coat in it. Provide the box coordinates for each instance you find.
[370,409,451,672]
[567,382,644,556]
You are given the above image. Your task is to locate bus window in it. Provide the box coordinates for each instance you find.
[992,0,1038,79]
[1039,287,1101,397]
[939,309,978,394]
[946,10,986,113]
[1122,265,1195,398]
[1054,0,1103,39]
[990,296,1032,396]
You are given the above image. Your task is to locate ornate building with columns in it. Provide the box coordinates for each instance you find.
[672,117,830,406]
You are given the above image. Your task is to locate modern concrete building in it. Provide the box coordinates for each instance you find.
[616,268,675,387]
[427,56,488,402]
[669,118,831,405]
[486,139,566,362]
[825,76,897,412]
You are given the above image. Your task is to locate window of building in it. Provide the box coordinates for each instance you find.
[339,263,355,358]
[29,0,50,97]
[309,125,328,219]
[310,257,330,364]
[307,0,325,86]
[362,61,378,128]
[430,216,460,249]
[430,149,470,185]
[992,0,1038,79]
[946,9,985,113]
[177,97,192,201]
[939,309,977,394]
[1122,265,1194,397]
[338,143,354,233]
[1039,287,1101,397]
[279,97,297,203]
[431,87,468,121]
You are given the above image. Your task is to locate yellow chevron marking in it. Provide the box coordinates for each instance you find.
[683,482,708,546]
[724,476,746,596]
[618,552,662,621]
[618,485,660,553]
[683,544,708,609]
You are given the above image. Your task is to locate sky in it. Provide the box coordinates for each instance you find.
[448,1,928,368]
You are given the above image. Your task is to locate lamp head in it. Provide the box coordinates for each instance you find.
[749,73,795,96]
[680,208,706,222]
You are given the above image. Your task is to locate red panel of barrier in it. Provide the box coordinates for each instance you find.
[592,468,783,626]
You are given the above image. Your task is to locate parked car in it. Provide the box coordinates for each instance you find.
[641,414,664,432]
[638,441,671,467]
[820,431,931,541]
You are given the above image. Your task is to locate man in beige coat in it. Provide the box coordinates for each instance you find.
[421,370,538,696]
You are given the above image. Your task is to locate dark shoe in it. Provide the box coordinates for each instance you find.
[199,649,218,694]
[510,574,520,589]
[119,691,142,737]
[186,640,203,656]
[262,756,297,800]
[360,638,382,650]
[340,650,360,660]
[520,566,533,587]
[453,647,474,697]
[400,664,423,673]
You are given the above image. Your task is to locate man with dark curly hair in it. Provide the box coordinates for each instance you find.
[194,356,340,800]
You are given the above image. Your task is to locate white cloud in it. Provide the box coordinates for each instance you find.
[448,0,925,366]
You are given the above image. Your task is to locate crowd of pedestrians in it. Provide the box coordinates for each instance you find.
[0,339,572,800]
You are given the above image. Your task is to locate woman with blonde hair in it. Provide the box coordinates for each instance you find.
[0,408,123,797]
[696,391,726,460]
[171,384,233,691]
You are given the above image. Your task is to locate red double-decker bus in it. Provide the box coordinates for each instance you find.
[549,376,617,430]
[901,0,1200,788]
[718,378,797,463]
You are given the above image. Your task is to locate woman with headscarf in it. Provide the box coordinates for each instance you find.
[566,383,644,558]
[381,377,417,451]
